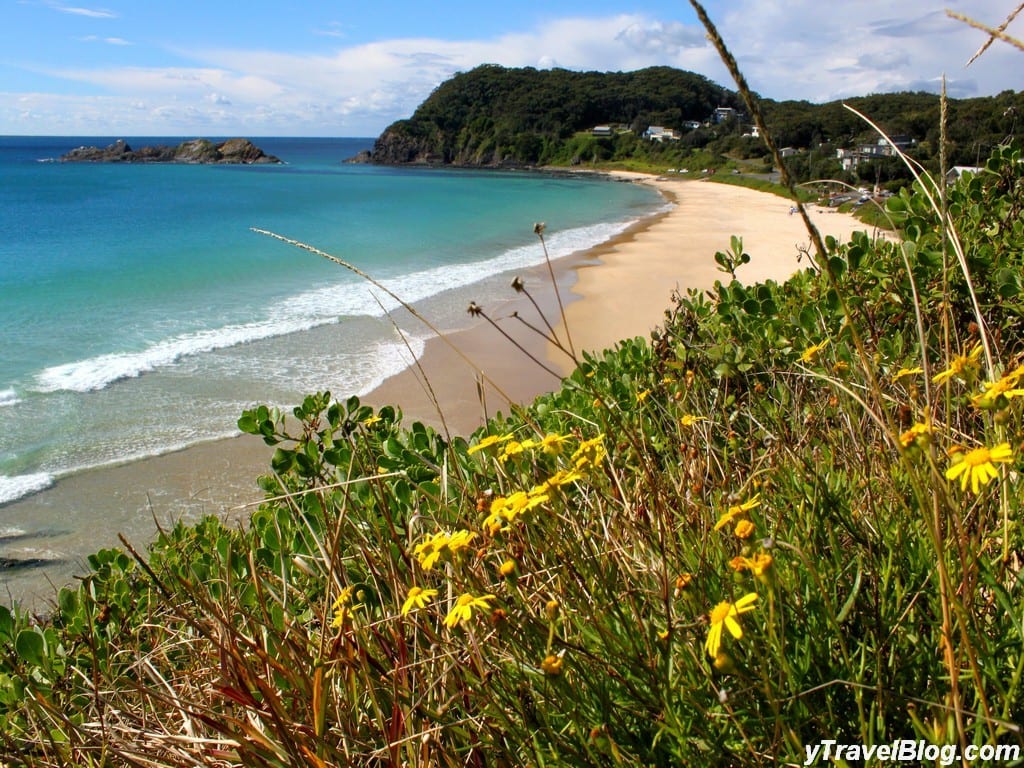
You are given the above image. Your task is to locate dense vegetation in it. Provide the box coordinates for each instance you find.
[367,63,1023,187]
[3,139,1024,765]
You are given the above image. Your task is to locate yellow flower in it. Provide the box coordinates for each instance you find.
[734,519,756,539]
[533,468,584,493]
[572,434,606,469]
[637,389,651,403]
[483,491,548,534]
[945,442,1014,495]
[799,339,829,364]
[446,529,477,553]
[401,586,438,616]
[932,344,983,385]
[674,573,693,594]
[499,440,527,462]
[898,422,932,449]
[729,554,773,576]
[361,414,383,426]
[713,494,761,531]
[704,592,757,658]
[413,531,450,571]
[541,653,564,676]
[972,364,1024,410]
[680,414,708,427]
[331,586,363,628]
[893,366,924,382]
[467,433,514,455]
[443,593,496,627]
[538,432,570,455]
[499,558,517,577]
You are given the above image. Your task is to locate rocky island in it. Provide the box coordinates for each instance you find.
[60,138,282,164]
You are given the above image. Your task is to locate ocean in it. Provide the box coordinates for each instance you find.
[0,136,664,588]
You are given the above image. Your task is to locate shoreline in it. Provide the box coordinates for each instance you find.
[0,175,869,607]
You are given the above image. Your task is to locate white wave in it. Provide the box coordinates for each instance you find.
[0,389,20,407]
[0,473,54,506]
[33,217,641,395]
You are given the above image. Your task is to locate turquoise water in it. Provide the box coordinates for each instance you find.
[0,137,664,506]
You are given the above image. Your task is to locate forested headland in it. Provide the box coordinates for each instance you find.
[363,63,1022,188]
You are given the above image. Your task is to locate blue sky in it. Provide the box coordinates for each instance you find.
[2,0,1020,136]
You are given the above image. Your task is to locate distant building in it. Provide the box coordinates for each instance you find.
[713,107,737,124]
[591,125,613,137]
[779,146,799,158]
[837,135,915,171]
[682,120,702,131]
[644,126,680,142]
[946,165,984,183]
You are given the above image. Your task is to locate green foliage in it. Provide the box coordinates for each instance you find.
[5,135,1024,766]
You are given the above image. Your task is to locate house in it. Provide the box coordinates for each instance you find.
[713,107,737,124]
[946,165,984,184]
[837,135,916,171]
[644,126,680,142]
[779,146,799,158]
[591,125,613,137]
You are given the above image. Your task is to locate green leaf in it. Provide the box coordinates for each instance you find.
[15,629,45,667]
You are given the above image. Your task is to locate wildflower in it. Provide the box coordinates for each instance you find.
[734,519,756,539]
[799,339,829,364]
[729,554,773,577]
[945,442,1014,495]
[637,389,651,403]
[499,558,517,577]
[443,593,496,628]
[413,531,450,571]
[572,434,606,469]
[704,592,758,658]
[361,414,383,426]
[331,586,363,628]
[499,440,527,462]
[674,573,694,594]
[446,529,477,554]
[972,364,1024,410]
[401,586,438,616]
[541,653,564,675]
[534,468,584,493]
[893,366,924,382]
[932,344,983,385]
[714,494,761,531]
[538,432,570,455]
[713,652,736,674]
[483,491,547,534]
[467,433,514,455]
[545,599,560,621]
[680,414,708,427]
[898,422,932,449]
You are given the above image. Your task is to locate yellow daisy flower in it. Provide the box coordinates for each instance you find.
[945,442,1014,495]
[443,593,496,628]
[400,586,438,616]
[799,339,829,364]
[714,494,761,531]
[680,414,708,427]
[704,592,758,658]
[933,344,983,385]
[972,364,1024,410]
[898,422,932,449]
[467,433,514,455]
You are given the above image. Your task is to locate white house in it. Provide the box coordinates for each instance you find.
[644,126,680,142]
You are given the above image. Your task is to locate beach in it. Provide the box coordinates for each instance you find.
[1,175,869,606]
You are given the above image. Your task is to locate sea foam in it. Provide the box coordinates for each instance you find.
[0,473,54,507]
[33,218,638,395]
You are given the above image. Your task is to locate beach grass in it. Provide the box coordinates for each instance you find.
[3,6,1024,767]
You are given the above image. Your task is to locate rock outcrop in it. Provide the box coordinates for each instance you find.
[60,138,282,164]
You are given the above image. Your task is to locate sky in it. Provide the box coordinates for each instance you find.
[2,0,1021,137]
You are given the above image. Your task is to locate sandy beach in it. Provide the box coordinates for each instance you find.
[1,175,870,606]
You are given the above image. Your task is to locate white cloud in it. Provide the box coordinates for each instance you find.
[2,4,1020,136]
[51,4,117,18]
